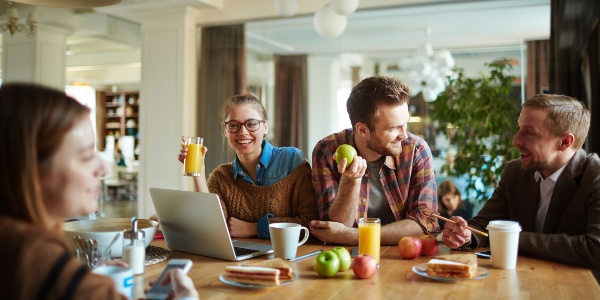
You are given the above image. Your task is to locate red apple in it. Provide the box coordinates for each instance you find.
[398,236,422,259]
[419,234,439,256]
[351,254,377,279]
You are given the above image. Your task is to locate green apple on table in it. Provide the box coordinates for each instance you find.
[314,250,340,278]
[331,247,352,271]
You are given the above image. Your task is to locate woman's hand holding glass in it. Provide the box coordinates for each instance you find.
[178,136,208,167]
[178,136,209,194]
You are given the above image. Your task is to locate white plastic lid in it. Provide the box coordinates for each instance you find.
[486,220,522,231]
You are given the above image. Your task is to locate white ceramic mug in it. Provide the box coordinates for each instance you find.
[269,223,309,260]
[486,220,522,269]
[92,266,134,299]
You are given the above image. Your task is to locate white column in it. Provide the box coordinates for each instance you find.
[307,55,342,163]
[2,8,73,89]
[135,8,199,217]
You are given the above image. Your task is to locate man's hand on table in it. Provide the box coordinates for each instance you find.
[309,220,358,245]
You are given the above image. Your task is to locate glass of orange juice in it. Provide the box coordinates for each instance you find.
[183,137,203,176]
[358,218,381,266]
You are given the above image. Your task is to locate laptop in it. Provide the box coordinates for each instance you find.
[149,188,273,261]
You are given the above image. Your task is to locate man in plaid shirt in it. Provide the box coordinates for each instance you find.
[310,76,439,245]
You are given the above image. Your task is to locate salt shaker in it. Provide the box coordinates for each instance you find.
[122,217,145,275]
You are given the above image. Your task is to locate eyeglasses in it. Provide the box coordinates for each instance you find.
[223,119,265,133]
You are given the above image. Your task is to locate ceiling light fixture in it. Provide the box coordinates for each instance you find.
[313,4,347,39]
[275,0,298,17]
[1,7,36,38]
[312,0,360,39]
[329,0,359,15]
[8,0,126,8]
[401,42,455,102]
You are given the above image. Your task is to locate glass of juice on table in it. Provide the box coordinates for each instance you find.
[184,137,203,176]
[358,218,381,267]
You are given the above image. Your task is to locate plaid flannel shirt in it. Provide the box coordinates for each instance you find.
[311,129,439,234]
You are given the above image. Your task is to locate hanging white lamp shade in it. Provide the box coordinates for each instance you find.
[421,87,439,102]
[9,0,126,8]
[313,4,347,38]
[412,56,433,77]
[329,0,359,15]
[434,49,455,72]
[418,42,434,58]
[406,70,424,96]
[275,0,299,17]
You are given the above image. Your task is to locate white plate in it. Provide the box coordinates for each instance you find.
[219,273,298,288]
[412,263,490,281]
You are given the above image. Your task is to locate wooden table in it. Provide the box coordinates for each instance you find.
[134,238,600,299]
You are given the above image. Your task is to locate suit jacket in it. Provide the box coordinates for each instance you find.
[469,149,600,276]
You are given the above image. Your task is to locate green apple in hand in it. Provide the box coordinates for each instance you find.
[314,250,340,277]
[335,144,357,165]
[331,247,352,271]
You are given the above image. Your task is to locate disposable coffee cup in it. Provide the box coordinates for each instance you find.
[486,220,522,269]
[93,266,134,299]
[269,223,309,260]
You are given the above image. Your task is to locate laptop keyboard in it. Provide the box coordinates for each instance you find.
[234,246,260,256]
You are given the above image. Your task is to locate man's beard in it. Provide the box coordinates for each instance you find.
[523,159,549,173]
[366,134,402,157]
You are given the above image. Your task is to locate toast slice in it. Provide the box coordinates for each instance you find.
[223,266,280,285]
[245,258,293,281]
[427,254,478,279]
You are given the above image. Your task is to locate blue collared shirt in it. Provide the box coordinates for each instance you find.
[232,140,305,186]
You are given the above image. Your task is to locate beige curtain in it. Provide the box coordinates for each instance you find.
[526,40,550,100]
[197,24,246,173]
[274,55,308,155]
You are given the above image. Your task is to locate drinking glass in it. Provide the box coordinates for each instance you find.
[358,218,381,266]
[183,137,203,176]
[77,246,111,267]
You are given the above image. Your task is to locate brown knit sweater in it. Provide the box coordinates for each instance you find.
[207,161,319,228]
[0,217,125,300]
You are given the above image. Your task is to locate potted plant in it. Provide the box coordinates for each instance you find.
[430,61,521,202]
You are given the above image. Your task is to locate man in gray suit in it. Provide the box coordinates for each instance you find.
[442,94,600,280]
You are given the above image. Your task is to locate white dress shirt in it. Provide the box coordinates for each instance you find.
[534,164,567,232]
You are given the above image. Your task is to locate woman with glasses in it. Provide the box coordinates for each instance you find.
[178,93,318,239]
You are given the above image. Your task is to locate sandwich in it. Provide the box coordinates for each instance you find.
[245,258,294,282]
[426,254,478,279]
[223,258,294,285]
[223,266,281,285]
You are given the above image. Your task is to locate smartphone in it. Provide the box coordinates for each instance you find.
[351,247,358,258]
[474,250,492,259]
[146,259,193,300]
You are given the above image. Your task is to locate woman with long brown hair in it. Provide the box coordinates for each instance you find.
[0,82,197,299]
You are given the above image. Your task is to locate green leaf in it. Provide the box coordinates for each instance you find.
[431,60,520,202]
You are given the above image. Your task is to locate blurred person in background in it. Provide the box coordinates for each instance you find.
[436,180,473,229]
